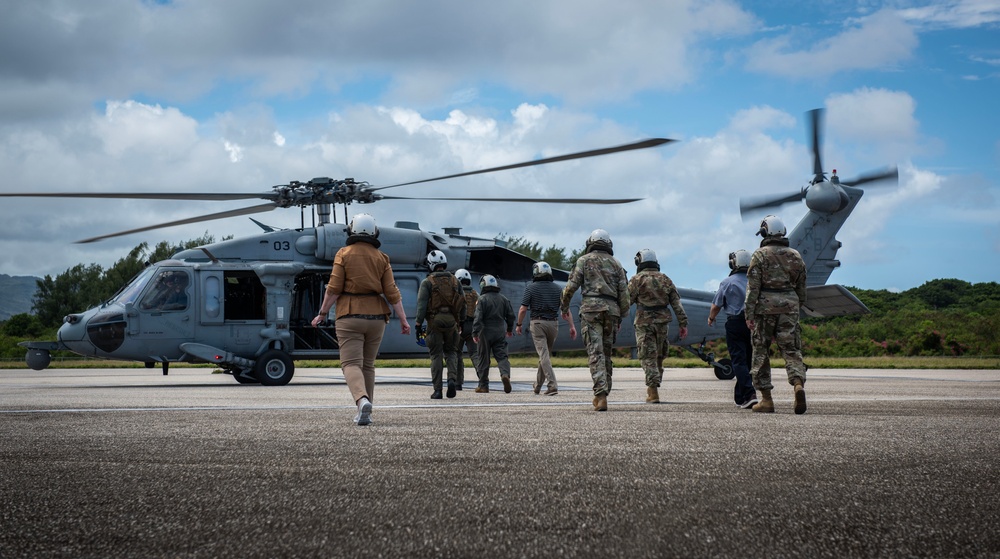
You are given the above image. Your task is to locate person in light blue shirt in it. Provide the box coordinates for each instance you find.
[708,250,759,408]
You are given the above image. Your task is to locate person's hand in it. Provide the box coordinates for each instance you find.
[707,316,715,326]
[311,313,327,328]
[515,325,523,335]
[473,336,479,344]
[506,331,513,338]
[400,319,411,336]
[569,325,577,340]
[746,319,756,331]
[678,326,688,340]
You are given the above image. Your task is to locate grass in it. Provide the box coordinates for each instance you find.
[2,354,998,370]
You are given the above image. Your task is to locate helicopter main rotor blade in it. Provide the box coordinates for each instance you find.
[0,192,273,201]
[841,167,898,187]
[739,190,806,217]
[378,195,642,204]
[76,203,278,244]
[809,108,824,182]
[372,138,674,191]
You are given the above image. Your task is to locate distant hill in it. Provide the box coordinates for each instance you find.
[0,274,39,321]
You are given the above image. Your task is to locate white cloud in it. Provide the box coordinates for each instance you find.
[897,0,1000,29]
[745,10,918,77]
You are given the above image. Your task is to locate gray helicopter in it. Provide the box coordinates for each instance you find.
[8,111,894,385]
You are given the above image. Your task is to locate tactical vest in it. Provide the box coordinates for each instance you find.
[463,289,478,319]
[429,273,462,320]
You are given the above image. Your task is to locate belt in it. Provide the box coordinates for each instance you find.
[531,317,558,322]
[639,304,669,312]
[727,311,746,321]
[584,294,619,302]
[343,292,380,297]
[342,314,387,320]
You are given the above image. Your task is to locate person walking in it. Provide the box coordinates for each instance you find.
[516,261,574,396]
[627,249,688,404]
[745,215,808,414]
[415,250,466,399]
[708,249,759,409]
[311,214,410,426]
[455,268,480,391]
[473,275,516,393]
[560,229,629,412]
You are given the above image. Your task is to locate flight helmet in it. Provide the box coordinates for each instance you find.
[532,261,552,279]
[348,213,378,237]
[426,250,447,269]
[480,274,499,290]
[729,249,751,271]
[456,268,472,286]
[756,215,786,238]
[586,228,613,252]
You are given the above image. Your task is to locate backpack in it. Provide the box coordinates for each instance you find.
[429,273,463,320]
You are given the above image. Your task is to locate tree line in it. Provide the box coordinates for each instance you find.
[1,235,997,358]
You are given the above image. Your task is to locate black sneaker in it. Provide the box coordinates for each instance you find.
[739,397,759,409]
[431,390,443,399]
[446,380,456,398]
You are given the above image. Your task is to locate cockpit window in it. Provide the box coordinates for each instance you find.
[139,270,190,311]
[111,267,156,305]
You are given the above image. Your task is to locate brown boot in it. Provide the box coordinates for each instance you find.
[793,379,807,415]
[593,393,608,412]
[752,389,774,413]
[646,386,660,404]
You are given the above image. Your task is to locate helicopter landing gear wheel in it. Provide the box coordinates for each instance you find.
[253,350,295,386]
[713,357,735,380]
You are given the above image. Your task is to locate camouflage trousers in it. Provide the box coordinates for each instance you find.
[635,321,670,388]
[750,313,806,391]
[580,311,618,396]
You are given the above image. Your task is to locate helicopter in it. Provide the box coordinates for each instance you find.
[7,109,895,385]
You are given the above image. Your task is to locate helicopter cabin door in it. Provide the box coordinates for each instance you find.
[132,268,196,352]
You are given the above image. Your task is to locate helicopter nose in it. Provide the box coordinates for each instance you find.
[58,313,96,356]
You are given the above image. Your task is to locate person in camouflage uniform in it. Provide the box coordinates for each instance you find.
[560,229,629,412]
[744,215,808,414]
[415,250,467,400]
[628,249,688,404]
[455,269,480,391]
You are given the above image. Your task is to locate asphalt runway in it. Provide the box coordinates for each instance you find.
[1,365,998,558]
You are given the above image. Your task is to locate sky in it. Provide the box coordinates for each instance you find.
[1,0,998,294]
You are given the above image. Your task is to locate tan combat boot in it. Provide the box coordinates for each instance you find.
[593,394,608,412]
[646,386,660,404]
[793,379,807,415]
[752,389,774,413]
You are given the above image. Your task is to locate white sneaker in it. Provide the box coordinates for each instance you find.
[356,397,372,426]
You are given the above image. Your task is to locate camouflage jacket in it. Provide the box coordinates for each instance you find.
[560,249,629,317]
[744,237,807,316]
[628,269,687,327]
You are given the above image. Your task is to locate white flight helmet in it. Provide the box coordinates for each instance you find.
[348,213,378,237]
[426,250,447,269]
[480,274,499,290]
[456,268,472,286]
[587,228,612,248]
[532,261,552,278]
[634,249,657,266]
[729,249,751,271]
[757,215,786,238]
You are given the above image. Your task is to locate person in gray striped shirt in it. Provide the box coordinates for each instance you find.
[516,262,576,395]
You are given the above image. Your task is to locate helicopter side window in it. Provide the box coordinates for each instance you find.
[224,271,266,321]
[112,267,156,305]
[139,271,190,312]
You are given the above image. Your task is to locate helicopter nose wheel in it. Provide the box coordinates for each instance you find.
[713,358,735,380]
[253,349,295,386]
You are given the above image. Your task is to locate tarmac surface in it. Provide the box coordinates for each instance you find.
[1,365,998,558]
